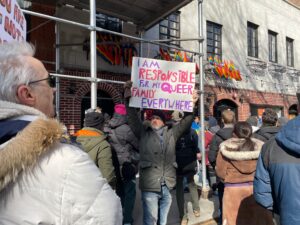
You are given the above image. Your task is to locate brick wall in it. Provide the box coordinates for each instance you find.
[204,85,298,121]
[57,71,298,133]
[58,70,130,132]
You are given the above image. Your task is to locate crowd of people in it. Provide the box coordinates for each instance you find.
[0,41,300,225]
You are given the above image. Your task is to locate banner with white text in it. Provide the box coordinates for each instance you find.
[129,57,196,112]
[0,0,26,43]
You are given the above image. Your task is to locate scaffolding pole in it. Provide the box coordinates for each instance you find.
[90,0,97,109]
[21,9,204,56]
[198,0,208,192]
[55,21,60,120]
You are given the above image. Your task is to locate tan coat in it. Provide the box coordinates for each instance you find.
[216,138,274,225]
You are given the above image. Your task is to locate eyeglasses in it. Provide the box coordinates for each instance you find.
[28,74,56,88]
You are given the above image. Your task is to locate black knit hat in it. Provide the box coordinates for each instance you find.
[262,108,278,126]
[84,112,104,128]
[151,110,166,123]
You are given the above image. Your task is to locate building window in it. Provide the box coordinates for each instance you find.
[247,22,259,58]
[159,12,180,48]
[96,13,122,32]
[206,21,222,59]
[268,30,277,63]
[286,37,294,67]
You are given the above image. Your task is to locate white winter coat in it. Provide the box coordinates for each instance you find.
[0,101,122,225]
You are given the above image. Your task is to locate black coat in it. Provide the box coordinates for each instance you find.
[253,126,280,143]
[175,129,199,176]
[208,126,234,168]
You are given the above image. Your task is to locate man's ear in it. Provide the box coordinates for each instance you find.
[16,85,36,106]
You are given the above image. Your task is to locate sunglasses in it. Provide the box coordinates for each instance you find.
[28,74,56,88]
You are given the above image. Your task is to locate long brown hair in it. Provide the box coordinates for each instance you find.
[233,121,256,151]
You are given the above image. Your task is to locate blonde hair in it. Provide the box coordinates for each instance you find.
[222,110,236,124]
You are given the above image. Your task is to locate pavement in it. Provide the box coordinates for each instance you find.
[132,179,219,225]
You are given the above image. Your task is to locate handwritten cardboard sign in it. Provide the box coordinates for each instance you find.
[129,57,196,112]
[0,0,26,43]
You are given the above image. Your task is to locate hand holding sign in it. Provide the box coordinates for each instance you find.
[129,57,196,112]
[192,89,199,107]
[124,80,133,99]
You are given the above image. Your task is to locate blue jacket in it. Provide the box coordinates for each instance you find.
[254,116,300,225]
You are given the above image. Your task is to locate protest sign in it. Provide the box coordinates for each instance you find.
[0,0,26,43]
[129,57,196,112]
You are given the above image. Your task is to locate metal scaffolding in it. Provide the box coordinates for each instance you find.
[21,0,208,189]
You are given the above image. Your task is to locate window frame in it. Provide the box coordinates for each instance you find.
[159,12,180,48]
[247,22,259,58]
[268,30,278,63]
[206,21,222,60]
[286,37,294,67]
[96,13,122,32]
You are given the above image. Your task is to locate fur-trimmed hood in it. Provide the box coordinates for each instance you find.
[220,137,264,161]
[0,101,64,191]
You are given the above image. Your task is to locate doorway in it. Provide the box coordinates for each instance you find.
[213,99,238,124]
[81,90,114,128]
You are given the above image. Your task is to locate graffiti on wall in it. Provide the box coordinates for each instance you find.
[96,33,137,67]
[208,56,242,81]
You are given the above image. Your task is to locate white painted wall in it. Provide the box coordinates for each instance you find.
[179,0,300,94]
[56,1,300,95]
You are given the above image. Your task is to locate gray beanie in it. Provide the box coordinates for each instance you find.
[84,112,104,129]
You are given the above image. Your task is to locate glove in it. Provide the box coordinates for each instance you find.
[124,80,132,99]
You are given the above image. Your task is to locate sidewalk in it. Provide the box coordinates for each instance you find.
[132,179,219,225]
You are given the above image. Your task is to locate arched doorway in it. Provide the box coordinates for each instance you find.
[213,99,238,124]
[288,104,298,120]
[81,90,114,127]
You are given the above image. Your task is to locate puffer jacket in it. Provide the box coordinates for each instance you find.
[0,101,122,225]
[74,127,116,189]
[108,113,139,166]
[254,116,300,225]
[216,138,273,225]
[126,103,193,192]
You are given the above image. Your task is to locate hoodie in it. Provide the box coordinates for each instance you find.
[254,116,300,225]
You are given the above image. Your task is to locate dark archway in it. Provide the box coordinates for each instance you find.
[81,90,114,128]
[288,104,298,119]
[213,99,238,124]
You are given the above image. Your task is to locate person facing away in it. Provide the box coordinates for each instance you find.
[74,111,117,189]
[107,103,139,225]
[254,93,300,225]
[246,115,260,133]
[208,109,235,224]
[253,108,280,143]
[0,42,122,225]
[216,122,274,225]
[124,81,199,225]
[172,111,200,225]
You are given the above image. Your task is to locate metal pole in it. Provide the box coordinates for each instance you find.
[21,9,203,56]
[198,0,208,191]
[50,73,125,84]
[55,21,60,120]
[90,0,97,109]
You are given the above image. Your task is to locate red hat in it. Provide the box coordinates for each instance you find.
[114,104,127,115]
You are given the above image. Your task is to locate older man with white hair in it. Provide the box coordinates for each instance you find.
[0,42,122,225]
